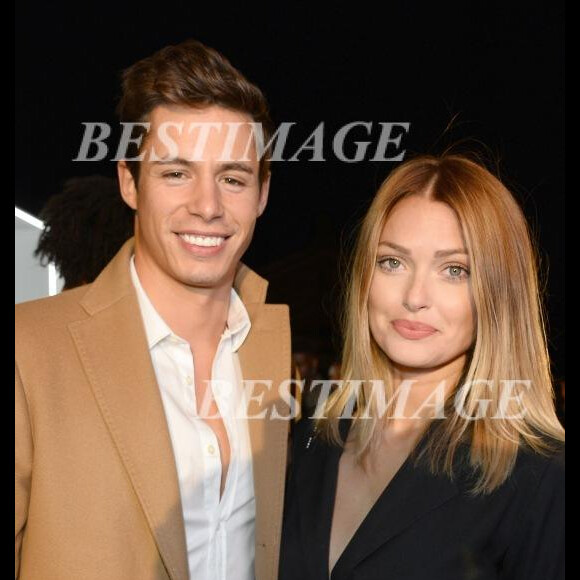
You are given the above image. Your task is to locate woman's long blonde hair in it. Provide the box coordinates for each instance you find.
[320,153,564,494]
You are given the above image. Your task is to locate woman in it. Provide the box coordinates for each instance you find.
[279,154,564,579]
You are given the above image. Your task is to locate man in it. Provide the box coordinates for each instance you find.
[16,39,292,580]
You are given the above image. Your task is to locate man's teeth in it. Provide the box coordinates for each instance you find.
[179,234,225,247]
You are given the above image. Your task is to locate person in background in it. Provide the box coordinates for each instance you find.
[35,175,134,289]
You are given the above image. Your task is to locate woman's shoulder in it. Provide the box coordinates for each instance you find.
[478,439,565,505]
[512,440,565,489]
[501,441,565,574]
[449,437,564,502]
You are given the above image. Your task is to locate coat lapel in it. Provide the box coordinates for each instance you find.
[237,295,291,580]
[295,425,344,580]
[295,419,460,580]
[69,241,189,580]
[235,242,292,580]
[330,426,460,579]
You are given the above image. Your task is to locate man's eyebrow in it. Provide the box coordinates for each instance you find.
[378,241,468,257]
[217,162,255,175]
[150,157,192,166]
[150,159,255,175]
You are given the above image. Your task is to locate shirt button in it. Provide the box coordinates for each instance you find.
[185,376,193,385]
[208,444,215,455]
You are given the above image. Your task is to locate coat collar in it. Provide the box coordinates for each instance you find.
[71,238,288,580]
[79,238,270,317]
[295,419,460,580]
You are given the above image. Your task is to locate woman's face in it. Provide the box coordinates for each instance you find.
[368,195,476,373]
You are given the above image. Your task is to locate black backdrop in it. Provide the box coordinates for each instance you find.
[15,1,565,379]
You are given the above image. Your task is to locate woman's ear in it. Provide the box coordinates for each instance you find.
[117,161,138,210]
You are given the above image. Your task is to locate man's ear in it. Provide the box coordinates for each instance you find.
[257,173,271,217]
[117,161,138,210]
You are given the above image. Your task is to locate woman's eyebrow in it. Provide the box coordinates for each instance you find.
[378,241,468,257]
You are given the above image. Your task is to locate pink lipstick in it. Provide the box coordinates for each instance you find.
[391,319,438,340]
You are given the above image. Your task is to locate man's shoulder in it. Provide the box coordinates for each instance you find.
[15,285,92,346]
[16,285,88,320]
[251,302,290,327]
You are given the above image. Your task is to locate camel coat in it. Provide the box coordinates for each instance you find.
[15,239,292,579]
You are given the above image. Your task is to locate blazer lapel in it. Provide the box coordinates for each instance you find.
[68,240,189,580]
[295,428,344,580]
[331,437,460,579]
[238,300,291,580]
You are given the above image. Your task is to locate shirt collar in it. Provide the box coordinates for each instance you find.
[225,286,252,351]
[130,256,251,352]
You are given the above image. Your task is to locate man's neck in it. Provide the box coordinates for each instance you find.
[134,259,233,347]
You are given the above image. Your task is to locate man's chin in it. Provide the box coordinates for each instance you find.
[182,276,223,289]
[178,268,233,290]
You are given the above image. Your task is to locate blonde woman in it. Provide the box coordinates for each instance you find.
[279,154,564,579]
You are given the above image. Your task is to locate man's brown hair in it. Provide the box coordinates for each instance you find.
[117,39,273,184]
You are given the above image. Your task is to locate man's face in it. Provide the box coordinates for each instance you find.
[118,105,269,293]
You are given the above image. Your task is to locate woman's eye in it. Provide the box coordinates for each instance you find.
[445,265,470,280]
[378,257,402,271]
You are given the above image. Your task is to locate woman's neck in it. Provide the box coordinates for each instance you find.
[388,353,467,423]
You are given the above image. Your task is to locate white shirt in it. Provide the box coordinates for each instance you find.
[130,258,255,580]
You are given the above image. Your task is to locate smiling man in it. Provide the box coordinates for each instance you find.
[15,40,292,580]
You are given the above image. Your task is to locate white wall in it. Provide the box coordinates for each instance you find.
[15,208,64,304]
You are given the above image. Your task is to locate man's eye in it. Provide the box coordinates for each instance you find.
[222,176,244,186]
[162,171,186,180]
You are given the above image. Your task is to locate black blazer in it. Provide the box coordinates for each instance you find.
[279,418,564,580]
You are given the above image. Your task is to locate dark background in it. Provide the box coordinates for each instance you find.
[15,1,565,380]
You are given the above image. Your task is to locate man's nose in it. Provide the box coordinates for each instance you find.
[186,177,224,221]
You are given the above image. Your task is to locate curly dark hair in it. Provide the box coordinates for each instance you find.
[34,175,134,289]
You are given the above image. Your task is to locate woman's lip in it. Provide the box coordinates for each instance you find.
[392,319,437,332]
[391,320,438,340]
